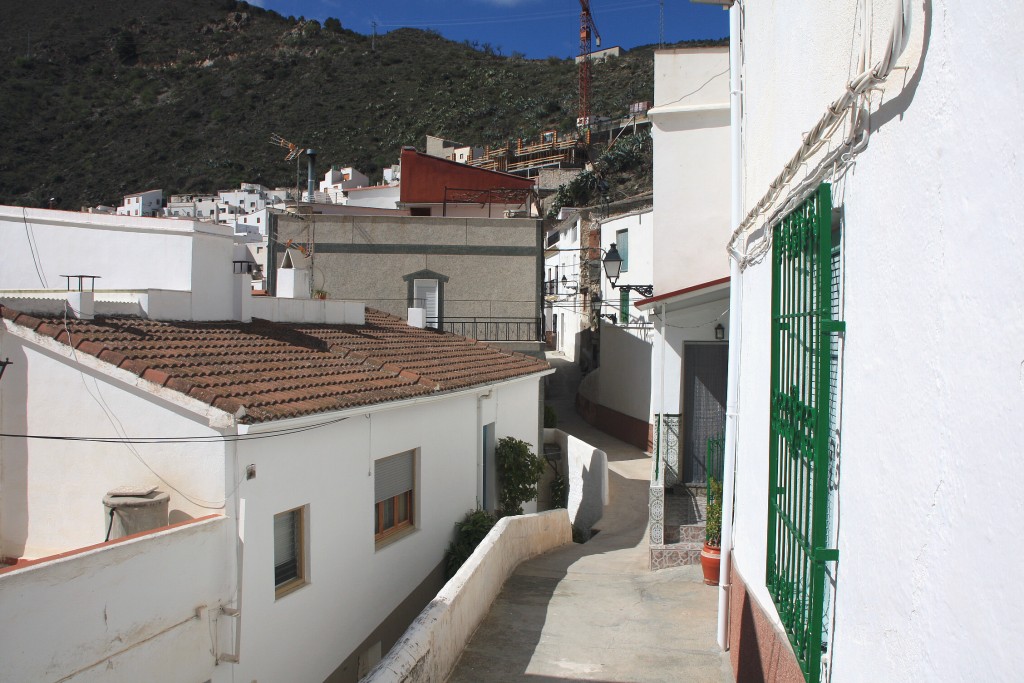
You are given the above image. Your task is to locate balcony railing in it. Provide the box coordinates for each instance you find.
[435,317,542,342]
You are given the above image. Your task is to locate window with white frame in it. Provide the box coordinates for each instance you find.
[374,450,416,544]
[616,228,629,272]
[274,506,306,598]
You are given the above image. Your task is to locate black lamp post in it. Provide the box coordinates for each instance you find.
[603,243,654,298]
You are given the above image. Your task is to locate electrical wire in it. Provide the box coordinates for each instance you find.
[22,207,49,288]
[652,68,730,109]
[728,0,914,261]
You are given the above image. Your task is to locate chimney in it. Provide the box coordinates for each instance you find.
[306,149,317,202]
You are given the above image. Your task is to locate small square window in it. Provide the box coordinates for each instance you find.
[374,451,416,545]
[274,506,306,598]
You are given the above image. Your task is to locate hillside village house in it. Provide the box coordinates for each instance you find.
[117,188,164,217]
[718,1,1024,680]
[0,206,550,682]
[272,210,546,356]
[543,207,585,361]
[575,206,656,451]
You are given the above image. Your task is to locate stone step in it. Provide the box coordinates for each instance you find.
[650,540,703,570]
[663,522,707,544]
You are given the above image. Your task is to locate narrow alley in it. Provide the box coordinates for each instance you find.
[447,353,732,682]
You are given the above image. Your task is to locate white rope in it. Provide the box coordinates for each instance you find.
[729,0,914,258]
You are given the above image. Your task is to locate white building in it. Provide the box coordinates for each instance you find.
[320,165,371,203]
[165,193,220,220]
[0,206,551,682]
[576,47,731,469]
[543,208,587,363]
[719,1,1024,681]
[342,183,402,210]
[117,188,164,217]
[575,208,657,451]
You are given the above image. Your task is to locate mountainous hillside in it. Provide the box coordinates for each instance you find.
[0,0,723,209]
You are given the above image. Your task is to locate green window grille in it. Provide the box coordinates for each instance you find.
[620,289,630,322]
[767,183,842,682]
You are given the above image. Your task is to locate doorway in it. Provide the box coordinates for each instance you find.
[681,343,728,484]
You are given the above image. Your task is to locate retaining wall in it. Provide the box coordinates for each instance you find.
[363,509,572,682]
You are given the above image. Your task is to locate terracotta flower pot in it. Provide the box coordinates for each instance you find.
[700,542,721,586]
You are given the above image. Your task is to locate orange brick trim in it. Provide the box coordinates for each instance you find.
[728,564,806,683]
[0,514,223,575]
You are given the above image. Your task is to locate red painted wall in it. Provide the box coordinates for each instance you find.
[399,148,535,204]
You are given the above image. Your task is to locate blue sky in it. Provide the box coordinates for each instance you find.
[249,1,729,59]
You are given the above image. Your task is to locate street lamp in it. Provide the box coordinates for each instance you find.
[603,243,654,298]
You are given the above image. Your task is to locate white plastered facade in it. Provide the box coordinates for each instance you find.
[729,1,1024,679]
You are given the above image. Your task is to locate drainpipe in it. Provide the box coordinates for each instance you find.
[658,301,667,465]
[718,0,743,651]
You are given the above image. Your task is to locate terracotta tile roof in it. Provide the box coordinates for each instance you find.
[1,307,549,424]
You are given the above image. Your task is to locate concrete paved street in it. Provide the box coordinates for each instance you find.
[447,353,732,682]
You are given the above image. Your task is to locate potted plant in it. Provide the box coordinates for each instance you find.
[701,477,723,586]
[313,289,328,300]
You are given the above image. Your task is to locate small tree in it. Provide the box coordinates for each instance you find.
[495,437,544,516]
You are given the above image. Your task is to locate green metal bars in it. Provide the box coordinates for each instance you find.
[767,183,841,683]
[705,434,725,503]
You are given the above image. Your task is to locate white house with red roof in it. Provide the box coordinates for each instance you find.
[0,206,552,682]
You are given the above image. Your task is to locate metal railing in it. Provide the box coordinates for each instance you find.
[438,317,542,342]
[767,183,839,683]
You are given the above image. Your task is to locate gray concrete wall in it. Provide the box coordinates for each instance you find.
[275,215,542,324]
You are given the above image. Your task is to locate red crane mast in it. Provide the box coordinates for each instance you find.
[578,0,601,129]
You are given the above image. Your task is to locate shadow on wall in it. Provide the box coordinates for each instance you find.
[729,566,805,683]
[447,469,647,683]
[543,428,607,536]
[596,321,652,423]
[0,341,29,559]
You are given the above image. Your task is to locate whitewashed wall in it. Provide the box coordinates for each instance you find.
[0,516,232,683]
[0,328,229,559]
[595,321,652,422]
[544,214,585,361]
[599,210,653,326]
[650,48,731,295]
[732,1,1024,679]
[0,207,237,320]
[233,376,541,682]
[646,293,729,418]
[345,186,401,209]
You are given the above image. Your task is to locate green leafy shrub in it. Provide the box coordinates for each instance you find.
[496,436,544,516]
[543,404,557,428]
[444,509,497,578]
[706,478,723,546]
[550,473,568,509]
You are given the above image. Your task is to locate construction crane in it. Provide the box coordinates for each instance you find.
[578,0,601,130]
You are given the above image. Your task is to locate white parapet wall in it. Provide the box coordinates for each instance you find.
[364,509,572,683]
[0,516,232,683]
[543,428,608,534]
